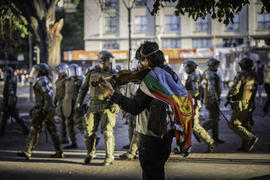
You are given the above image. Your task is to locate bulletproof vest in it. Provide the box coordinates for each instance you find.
[185,72,202,100]
[33,76,54,106]
[64,76,83,101]
[203,69,221,99]
[237,71,257,101]
[89,67,115,101]
[3,76,17,106]
[55,76,66,101]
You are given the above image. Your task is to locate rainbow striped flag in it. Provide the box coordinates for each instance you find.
[142,67,194,153]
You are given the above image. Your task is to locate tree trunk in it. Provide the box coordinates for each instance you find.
[39,19,63,67]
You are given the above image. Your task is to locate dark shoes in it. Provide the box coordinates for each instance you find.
[84,155,96,164]
[17,151,30,160]
[63,143,78,149]
[50,151,64,158]
[122,144,130,149]
[207,143,215,153]
[119,153,136,160]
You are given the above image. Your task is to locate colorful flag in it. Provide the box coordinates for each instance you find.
[142,67,194,154]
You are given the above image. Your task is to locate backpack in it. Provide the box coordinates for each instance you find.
[148,98,175,138]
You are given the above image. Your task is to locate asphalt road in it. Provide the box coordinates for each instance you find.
[0,84,270,180]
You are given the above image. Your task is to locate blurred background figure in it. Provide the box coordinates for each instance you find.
[62,64,84,149]
[263,60,270,117]
[0,66,29,136]
[55,63,69,144]
[255,60,265,105]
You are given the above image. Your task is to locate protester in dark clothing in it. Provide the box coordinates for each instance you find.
[98,41,193,180]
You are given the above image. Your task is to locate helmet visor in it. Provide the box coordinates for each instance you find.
[29,67,39,81]
[68,66,82,76]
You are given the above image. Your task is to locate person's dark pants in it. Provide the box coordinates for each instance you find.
[264,83,270,113]
[0,107,28,135]
[138,134,172,180]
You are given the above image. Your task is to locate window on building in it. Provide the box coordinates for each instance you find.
[227,14,240,31]
[163,1,178,6]
[105,0,118,7]
[105,17,116,33]
[103,40,119,49]
[192,38,212,48]
[162,39,181,49]
[195,16,209,31]
[135,16,147,33]
[165,15,179,32]
[257,13,270,29]
[135,0,147,6]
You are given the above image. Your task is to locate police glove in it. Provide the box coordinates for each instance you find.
[75,103,82,113]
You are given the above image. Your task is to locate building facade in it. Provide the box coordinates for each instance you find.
[65,0,270,71]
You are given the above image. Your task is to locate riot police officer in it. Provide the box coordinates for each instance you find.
[75,50,119,166]
[55,63,69,144]
[202,58,225,144]
[0,66,29,136]
[184,60,215,152]
[227,58,258,152]
[62,64,84,149]
[17,63,63,159]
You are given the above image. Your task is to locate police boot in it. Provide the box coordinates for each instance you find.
[17,151,30,160]
[63,143,78,149]
[119,152,136,160]
[246,136,259,152]
[207,143,215,153]
[51,151,64,158]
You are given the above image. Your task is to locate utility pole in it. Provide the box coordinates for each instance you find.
[28,32,33,102]
[122,0,135,70]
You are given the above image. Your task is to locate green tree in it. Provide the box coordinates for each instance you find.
[151,0,270,24]
[1,0,64,67]
[0,6,28,60]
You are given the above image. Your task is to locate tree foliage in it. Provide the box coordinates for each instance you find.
[151,0,270,24]
[0,6,28,60]
[1,0,63,67]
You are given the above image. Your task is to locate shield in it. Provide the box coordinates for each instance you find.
[62,97,73,118]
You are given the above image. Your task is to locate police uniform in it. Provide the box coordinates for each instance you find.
[185,69,215,152]
[55,75,68,143]
[0,67,28,135]
[17,64,63,159]
[76,64,119,165]
[202,58,224,143]
[62,75,84,148]
[227,58,258,152]
[263,61,270,115]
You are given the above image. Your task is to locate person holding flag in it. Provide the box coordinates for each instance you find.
[98,41,193,180]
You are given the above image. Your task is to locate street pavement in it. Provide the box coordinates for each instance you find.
[0,84,270,180]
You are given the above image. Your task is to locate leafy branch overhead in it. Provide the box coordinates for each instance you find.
[151,0,270,25]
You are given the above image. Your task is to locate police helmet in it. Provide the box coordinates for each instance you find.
[183,59,198,74]
[4,66,14,77]
[68,64,82,77]
[97,50,114,63]
[30,63,50,80]
[208,58,220,66]
[56,63,68,76]
[239,57,253,70]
